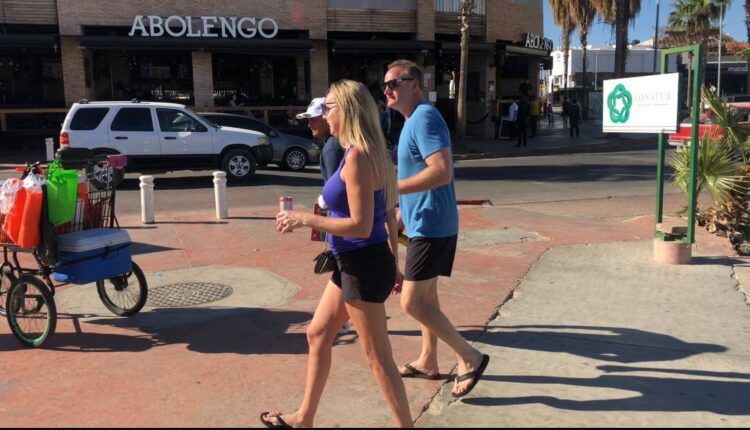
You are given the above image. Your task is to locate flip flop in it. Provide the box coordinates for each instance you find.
[259,411,292,428]
[400,363,442,380]
[452,354,490,398]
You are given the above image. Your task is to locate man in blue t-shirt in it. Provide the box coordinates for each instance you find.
[384,60,488,399]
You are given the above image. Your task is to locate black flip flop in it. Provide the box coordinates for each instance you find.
[400,363,442,380]
[452,354,490,398]
[260,411,292,428]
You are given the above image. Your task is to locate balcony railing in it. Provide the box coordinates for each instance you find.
[435,0,486,15]
[327,0,417,10]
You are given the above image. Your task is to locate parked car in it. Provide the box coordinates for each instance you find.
[60,100,273,182]
[667,105,750,149]
[199,112,320,171]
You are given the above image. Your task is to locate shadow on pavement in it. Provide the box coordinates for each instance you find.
[117,171,322,191]
[79,307,360,354]
[475,325,727,363]
[454,164,669,183]
[130,241,180,256]
[462,369,750,415]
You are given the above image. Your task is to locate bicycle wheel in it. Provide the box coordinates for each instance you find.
[0,268,14,316]
[6,275,57,348]
[96,261,148,317]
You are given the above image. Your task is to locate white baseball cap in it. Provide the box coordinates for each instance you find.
[296,97,326,119]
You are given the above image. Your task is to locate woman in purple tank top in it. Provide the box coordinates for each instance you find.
[263,80,412,428]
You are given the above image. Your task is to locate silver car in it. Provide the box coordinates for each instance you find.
[199,113,320,171]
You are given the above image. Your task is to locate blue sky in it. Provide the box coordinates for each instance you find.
[544,0,748,46]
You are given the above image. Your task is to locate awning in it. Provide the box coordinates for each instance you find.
[330,39,433,54]
[0,34,58,49]
[79,35,314,53]
[504,45,551,57]
[438,42,496,53]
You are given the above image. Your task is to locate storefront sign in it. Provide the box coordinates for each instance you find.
[727,65,749,73]
[128,15,279,39]
[603,73,679,133]
[523,33,553,51]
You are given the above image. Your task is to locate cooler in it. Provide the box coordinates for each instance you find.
[52,228,132,284]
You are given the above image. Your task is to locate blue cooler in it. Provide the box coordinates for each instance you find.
[53,228,132,284]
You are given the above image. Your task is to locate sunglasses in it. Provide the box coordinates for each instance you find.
[382,77,415,91]
[322,102,337,115]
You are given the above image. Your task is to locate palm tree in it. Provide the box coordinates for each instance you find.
[667,0,729,108]
[569,0,598,119]
[455,0,475,151]
[591,0,642,77]
[549,0,577,96]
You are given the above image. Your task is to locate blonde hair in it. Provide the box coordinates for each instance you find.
[327,80,398,210]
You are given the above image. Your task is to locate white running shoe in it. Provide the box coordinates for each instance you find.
[338,321,351,335]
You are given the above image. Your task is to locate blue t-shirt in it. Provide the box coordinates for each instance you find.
[397,103,458,238]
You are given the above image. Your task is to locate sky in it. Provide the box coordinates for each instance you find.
[544,0,749,47]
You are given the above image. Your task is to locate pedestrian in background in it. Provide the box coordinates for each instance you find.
[264,79,412,428]
[546,100,554,124]
[384,59,489,398]
[569,99,581,139]
[297,97,344,183]
[507,97,519,141]
[562,97,570,127]
[514,97,529,148]
[529,95,540,138]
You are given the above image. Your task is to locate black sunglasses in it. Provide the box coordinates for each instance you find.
[322,102,336,115]
[382,77,415,91]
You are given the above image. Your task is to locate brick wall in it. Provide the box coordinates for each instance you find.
[60,36,90,106]
[416,0,435,41]
[56,0,328,37]
[192,52,214,109]
[486,0,542,43]
[310,41,329,97]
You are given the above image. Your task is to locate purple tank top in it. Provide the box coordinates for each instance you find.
[322,147,387,254]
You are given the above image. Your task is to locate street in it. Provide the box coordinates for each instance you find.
[31,148,678,217]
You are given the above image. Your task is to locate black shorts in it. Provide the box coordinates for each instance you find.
[331,241,396,304]
[404,235,458,282]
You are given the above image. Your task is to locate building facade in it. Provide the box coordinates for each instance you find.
[0,0,548,139]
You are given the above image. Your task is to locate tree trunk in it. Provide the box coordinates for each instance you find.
[455,13,470,151]
[562,23,570,97]
[614,0,629,77]
[580,30,589,120]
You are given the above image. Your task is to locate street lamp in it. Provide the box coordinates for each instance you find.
[653,0,660,74]
[718,2,723,96]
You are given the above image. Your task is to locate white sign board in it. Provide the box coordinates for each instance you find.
[602,73,679,133]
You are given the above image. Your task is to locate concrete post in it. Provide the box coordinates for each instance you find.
[139,175,155,224]
[213,171,228,219]
[45,138,55,161]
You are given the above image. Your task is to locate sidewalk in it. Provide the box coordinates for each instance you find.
[3,192,750,427]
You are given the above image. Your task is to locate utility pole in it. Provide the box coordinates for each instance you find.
[653,0,660,73]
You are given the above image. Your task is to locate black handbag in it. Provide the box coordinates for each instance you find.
[313,245,336,274]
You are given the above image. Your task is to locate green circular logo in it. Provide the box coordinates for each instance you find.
[607,84,632,123]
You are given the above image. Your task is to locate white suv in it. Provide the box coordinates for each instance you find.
[60,100,272,181]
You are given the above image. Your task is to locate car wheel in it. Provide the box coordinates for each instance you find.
[282,148,308,171]
[87,153,124,189]
[221,149,257,181]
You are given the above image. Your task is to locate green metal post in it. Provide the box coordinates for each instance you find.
[655,50,669,225]
[686,44,703,244]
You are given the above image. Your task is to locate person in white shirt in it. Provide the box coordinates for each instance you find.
[507,98,519,140]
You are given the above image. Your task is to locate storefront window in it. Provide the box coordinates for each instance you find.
[212,54,300,106]
[91,50,194,104]
[0,49,64,108]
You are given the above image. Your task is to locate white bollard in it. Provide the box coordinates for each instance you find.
[213,171,228,219]
[139,175,155,224]
[45,137,54,161]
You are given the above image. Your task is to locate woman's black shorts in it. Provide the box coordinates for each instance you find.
[404,235,458,281]
[331,241,396,304]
